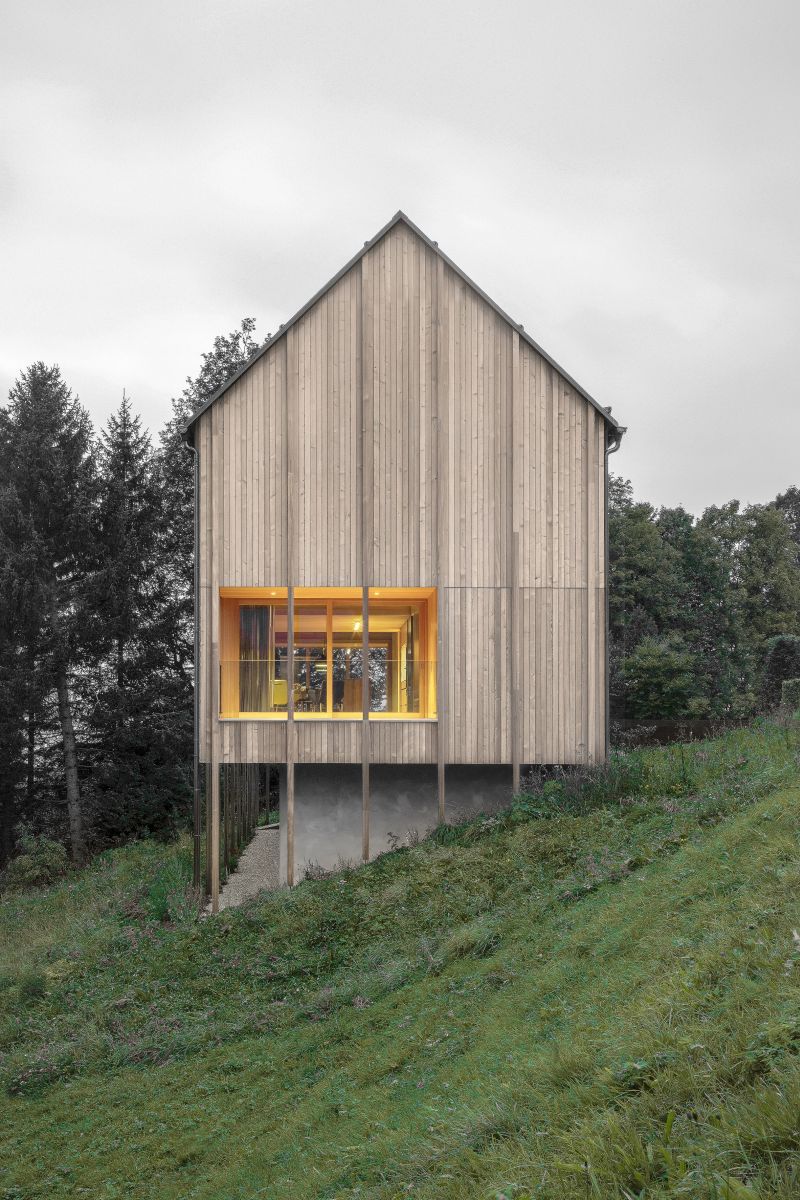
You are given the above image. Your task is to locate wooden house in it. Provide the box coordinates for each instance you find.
[184,211,624,909]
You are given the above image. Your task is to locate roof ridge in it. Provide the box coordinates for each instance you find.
[184,211,624,439]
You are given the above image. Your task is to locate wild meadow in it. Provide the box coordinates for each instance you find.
[2,718,800,1198]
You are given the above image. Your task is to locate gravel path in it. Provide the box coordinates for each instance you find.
[211,825,281,913]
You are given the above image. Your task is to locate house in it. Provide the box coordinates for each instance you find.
[184,211,624,910]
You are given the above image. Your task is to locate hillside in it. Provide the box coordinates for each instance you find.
[2,722,800,1199]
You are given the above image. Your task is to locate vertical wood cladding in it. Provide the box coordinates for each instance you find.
[198,220,609,766]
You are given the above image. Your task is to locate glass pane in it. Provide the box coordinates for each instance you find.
[235,604,288,712]
[368,599,426,713]
[368,645,389,711]
[332,603,363,713]
[293,605,327,712]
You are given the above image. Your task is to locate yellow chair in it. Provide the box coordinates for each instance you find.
[271,679,288,710]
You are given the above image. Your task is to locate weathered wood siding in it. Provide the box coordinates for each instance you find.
[198,220,608,767]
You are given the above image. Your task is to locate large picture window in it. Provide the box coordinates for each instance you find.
[220,590,288,716]
[219,588,436,719]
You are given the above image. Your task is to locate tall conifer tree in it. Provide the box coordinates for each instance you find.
[0,364,95,862]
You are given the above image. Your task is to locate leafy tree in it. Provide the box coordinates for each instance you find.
[608,478,799,720]
[775,485,800,551]
[156,319,261,684]
[762,635,800,708]
[737,504,800,642]
[608,477,681,648]
[658,504,749,714]
[619,635,699,719]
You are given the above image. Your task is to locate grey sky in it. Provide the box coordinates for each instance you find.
[2,0,798,514]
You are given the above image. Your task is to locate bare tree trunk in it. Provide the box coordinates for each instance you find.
[55,665,85,864]
[54,672,85,868]
[26,706,35,809]
[49,591,85,864]
[0,790,14,868]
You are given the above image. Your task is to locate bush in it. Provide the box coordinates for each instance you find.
[0,831,69,892]
[619,635,699,718]
[763,636,800,707]
[781,678,800,712]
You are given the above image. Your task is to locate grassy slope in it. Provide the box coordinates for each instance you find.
[2,723,800,1199]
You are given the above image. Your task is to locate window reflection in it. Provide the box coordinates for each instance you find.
[293,605,327,711]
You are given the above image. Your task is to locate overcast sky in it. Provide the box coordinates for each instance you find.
[2,0,798,514]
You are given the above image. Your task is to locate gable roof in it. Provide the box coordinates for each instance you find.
[184,211,625,441]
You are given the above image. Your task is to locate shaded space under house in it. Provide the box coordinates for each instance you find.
[184,211,625,911]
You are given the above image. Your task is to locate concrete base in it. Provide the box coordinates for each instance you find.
[279,763,514,884]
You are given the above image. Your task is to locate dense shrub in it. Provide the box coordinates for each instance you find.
[782,677,800,712]
[0,830,69,892]
[619,635,699,718]
[763,635,800,706]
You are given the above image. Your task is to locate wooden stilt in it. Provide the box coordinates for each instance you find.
[360,251,371,864]
[286,755,295,886]
[210,759,220,913]
[511,331,522,796]
[222,765,229,874]
[362,586,370,861]
[434,254,447,826]
[208,763,214,897]
[286,583,295,886]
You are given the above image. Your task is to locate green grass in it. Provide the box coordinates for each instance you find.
[2,720,800,1198]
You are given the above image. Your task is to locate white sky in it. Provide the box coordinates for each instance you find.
[2,0,798,513]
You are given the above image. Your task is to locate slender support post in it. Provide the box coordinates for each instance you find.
[286,584,295,886]
[223,765,230,873]
[359,257,371,864]
[434,253,447,825]
[436,586,445,822]
[183,436,202,900]
[209,759,220,913]
[208,402,222,911]
[511,555,521,794]
[361,585,370,862]
[205,764,212,896]
[510,329,522,795]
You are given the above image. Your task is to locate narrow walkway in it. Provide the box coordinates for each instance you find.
[211,825,281,913]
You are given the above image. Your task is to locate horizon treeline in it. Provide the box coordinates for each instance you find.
[1,321,798,866]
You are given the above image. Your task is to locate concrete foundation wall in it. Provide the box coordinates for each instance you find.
[278,763,515,884]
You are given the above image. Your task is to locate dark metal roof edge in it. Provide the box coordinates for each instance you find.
[183,209,624,440]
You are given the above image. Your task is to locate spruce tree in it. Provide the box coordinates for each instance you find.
[93,392,161,700]
[0,364,95,862]
[86,393,189,840]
